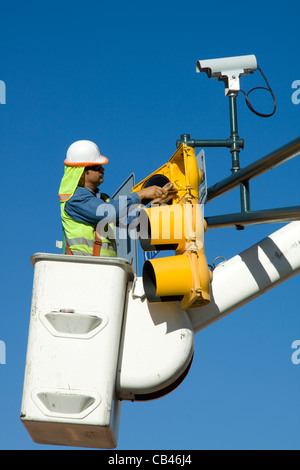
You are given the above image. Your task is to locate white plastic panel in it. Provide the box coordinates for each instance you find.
[117,277,194,400]
[187,222,300,333]
[39,310,108,339]
[31,388,101,419]
[21,254,133,449]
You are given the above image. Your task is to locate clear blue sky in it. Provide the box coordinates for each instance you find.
[0,0,299,450]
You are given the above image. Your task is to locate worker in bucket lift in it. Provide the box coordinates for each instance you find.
[58,140,177,256]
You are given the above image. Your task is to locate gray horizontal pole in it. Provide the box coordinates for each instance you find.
[207,136,300,202]
[206,206,300,229]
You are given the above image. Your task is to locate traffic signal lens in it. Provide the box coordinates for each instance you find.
[139,205,186,252]
[140,174,172,206]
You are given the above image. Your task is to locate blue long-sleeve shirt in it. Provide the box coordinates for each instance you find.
[65,186,141,227]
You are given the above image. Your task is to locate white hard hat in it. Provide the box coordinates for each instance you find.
[65,140,108,166]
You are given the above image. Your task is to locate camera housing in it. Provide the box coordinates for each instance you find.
[196,54,257,95]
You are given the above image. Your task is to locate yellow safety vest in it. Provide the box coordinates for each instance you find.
[60,194,117,257]
[58,166,117,257]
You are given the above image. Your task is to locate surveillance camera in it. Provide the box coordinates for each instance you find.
[196,54,257,95]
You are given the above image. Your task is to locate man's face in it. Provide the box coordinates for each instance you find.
[84,165,105,187]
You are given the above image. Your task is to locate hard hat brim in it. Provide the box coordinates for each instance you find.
[64,156,108,166]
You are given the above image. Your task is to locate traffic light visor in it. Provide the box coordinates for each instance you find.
[143,254,193,302]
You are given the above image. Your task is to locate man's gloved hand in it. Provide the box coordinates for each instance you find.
[137,182,178,205]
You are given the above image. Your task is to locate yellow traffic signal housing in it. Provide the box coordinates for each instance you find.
[133,143,202,203]
[132,144,212,310]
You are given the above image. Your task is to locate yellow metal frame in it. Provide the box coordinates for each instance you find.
[134,144,212,310]
[132,144,202,203]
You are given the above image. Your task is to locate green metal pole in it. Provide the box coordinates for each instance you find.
[176,134,244,149]
[228,93,241,173]
[240,180,251,212]
[207,136,300,202]
[205,206,300,229]
[228,93,251,222]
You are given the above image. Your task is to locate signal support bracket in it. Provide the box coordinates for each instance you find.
[177,113,300,229]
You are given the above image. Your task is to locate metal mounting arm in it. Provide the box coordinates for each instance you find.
[206,136,300,229]
[177,94,244,174]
